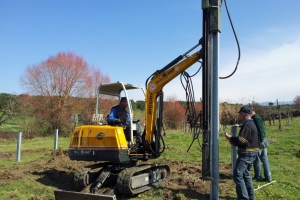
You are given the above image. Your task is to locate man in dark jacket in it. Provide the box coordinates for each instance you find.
[251,107,272,182]
[107,97,131,141]
[225,105,259,200]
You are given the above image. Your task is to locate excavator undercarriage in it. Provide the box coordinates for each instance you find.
[54,162,170,200]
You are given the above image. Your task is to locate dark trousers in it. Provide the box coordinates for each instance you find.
[233,156,256,200]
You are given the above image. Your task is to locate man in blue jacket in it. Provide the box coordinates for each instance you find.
[225,105,259,200]
[107,97,131,141]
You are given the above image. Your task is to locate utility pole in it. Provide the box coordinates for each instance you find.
[202,0,222,199]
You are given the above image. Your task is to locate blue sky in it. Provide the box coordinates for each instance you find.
[1,1,300,103]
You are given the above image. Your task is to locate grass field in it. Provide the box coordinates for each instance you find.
[0,117,300,199]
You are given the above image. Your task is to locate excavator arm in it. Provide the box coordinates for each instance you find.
[144,41,202,153]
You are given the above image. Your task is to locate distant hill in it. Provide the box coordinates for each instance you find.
[259,101,294,106]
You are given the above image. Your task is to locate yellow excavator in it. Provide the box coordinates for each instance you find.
[54,40,202,200]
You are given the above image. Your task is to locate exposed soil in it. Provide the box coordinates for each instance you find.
[0,138,235,200]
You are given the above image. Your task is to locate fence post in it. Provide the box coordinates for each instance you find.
[54,129,58,150]
[16,132,22,162]
[231,125,239,175]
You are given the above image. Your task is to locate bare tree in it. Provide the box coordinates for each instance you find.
[20,52,110,134]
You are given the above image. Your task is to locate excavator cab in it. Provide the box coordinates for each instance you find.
[68,81,146,163]
[95,81,145,145]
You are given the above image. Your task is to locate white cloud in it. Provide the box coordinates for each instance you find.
[219,38,300,102]
[146,37,300,103]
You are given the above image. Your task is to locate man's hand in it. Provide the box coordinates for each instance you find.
[225,133,235,146]
[259,142,265,149]
[224,132,232,140]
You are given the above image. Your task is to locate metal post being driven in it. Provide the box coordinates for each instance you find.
[209,1,222,199]
[202,0,222,199]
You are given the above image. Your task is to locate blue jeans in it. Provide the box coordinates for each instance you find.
[253,138,272,180]
[233,156,256,200]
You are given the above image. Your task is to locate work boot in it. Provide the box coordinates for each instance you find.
[264,177,272,183]
[252,176,262,182]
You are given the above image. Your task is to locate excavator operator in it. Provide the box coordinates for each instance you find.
[108,97,143,145]
[107,97,131,141]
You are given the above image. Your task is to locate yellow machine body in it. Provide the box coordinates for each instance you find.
[68,125,130,163]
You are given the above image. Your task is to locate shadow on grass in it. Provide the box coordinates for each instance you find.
[32,169,78,191]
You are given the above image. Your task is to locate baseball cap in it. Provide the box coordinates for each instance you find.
[120,97,127,102]
[238,105,252,114]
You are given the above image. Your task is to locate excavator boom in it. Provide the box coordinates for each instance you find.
[145,49,202,143]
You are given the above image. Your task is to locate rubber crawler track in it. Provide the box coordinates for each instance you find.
[116,163,171,195]
[74,167,91,189]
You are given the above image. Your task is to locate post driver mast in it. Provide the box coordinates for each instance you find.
[201,0,221,199]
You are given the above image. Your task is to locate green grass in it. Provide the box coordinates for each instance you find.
[0,124,20,132]
[157,130,204,163]
[0,118,22,132]
[0,136,70,168]
[0,136,70,152]
[0,178,54,200]
[0,117,300,199]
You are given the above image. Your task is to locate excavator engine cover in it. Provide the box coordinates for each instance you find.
[68,125,130,163]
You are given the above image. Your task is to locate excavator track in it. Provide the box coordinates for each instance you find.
[74,167,92,188]
[116,163,171,195]
[74,162,114,189]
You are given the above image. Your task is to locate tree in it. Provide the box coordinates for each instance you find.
[0,93,18,126]
[0,99,19,126]
[163,94,186,129]
[250,101,264,115]
[219,102,242,127]
[293,95,300,108]
[135,100,145,111]
[20,52,110,134]
[74,66,111,124]
[16,94,44,136]
[0,93,17,108]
